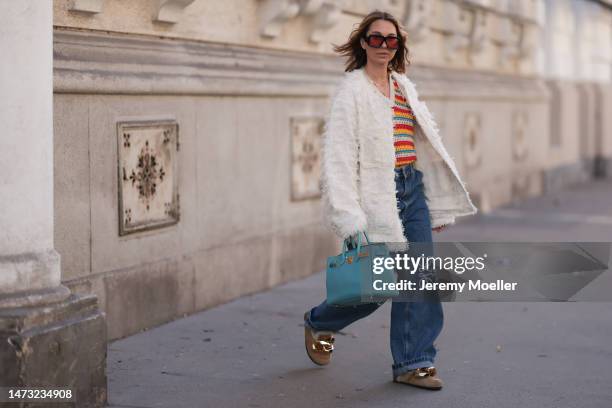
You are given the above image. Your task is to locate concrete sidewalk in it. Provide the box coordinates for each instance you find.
[107,180,612,408]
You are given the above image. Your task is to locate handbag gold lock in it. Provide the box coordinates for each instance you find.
[346,251,368,264]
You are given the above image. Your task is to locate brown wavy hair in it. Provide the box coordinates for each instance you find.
[332,10,411,73]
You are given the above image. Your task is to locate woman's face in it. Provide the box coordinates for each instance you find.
[360,19,398,67]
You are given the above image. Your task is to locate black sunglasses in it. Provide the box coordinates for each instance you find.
[364,34,400,50]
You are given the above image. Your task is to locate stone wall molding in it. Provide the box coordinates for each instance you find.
[54,28,343,96]
[0,284,70,309]
[0,248,61,298]
[53,28,550,101]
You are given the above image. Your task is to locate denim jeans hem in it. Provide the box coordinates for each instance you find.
[392,356,435,378]
[304,308,337,333]
[304,309,319,330]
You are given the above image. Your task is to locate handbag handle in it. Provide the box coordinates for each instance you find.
[342,231,370,260]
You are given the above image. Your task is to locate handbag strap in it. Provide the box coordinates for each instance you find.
[342,231,370,260]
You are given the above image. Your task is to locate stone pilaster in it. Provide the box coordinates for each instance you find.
[0,2,107,406]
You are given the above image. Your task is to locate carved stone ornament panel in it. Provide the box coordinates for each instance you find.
[290,117,323,201]
[117,120,180,236]
[512,110,529,161]
[463,112,483,169]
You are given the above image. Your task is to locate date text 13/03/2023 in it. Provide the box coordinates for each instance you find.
[373,279,518,293]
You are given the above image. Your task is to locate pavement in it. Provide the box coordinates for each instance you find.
[107,179,612,408]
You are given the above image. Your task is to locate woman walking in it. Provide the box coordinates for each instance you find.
[303,10,478,390]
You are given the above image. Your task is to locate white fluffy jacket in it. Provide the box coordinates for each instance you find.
[320,66,478,244]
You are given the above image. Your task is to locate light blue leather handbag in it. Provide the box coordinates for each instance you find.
[326,231,399,306]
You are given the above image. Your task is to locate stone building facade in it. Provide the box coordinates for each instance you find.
[54,0,612,339]
[1,0,611,405]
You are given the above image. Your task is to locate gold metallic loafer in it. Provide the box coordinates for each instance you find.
[304,312,335,366]
[393,366,443,390]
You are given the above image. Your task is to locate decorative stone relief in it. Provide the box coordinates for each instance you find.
[442,2,473,62]
[365,0,404,17]
[117,120,180,235]
[491,0,510,13]
[441,1,473,35]
[154,0,196,23]
[258,0,302,38]
[532,0,546,26]
[507,0,536,20]
[450,1,489,64]
[299,0,326,14]
[496,19,521,66]
[299,0,343,44]
[517,24,538,60]
[404,0,432,44]
[68,0,104,14]
[430,0,541,67]
[464,0,543,23]
[463,112,482,169]
[258,0,344,43]
[290,117,323,201]
[463,0,491,8]
[469,10,488,56]
[342,0,402,15]
[512,110,529,161]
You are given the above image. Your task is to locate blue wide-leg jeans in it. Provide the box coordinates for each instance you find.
[304,162,444,379]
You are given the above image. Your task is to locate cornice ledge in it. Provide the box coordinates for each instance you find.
[53,29,343,95]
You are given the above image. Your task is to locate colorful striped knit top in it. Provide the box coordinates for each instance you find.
[391,77,417,167]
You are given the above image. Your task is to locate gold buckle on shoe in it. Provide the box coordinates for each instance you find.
[414,367,437,377]
[311,336,335,353]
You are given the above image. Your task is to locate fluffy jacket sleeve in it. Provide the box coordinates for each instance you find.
[320,76,368,239]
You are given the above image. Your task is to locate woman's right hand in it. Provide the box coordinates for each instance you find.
[346,233,361,250]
